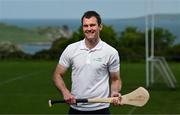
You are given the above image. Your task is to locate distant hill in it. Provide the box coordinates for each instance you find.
[0,23,50,44]
[0,13,179,44]
[112,13,180,44]
[152,13,180,20]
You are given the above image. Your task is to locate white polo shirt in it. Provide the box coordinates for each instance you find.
[59,39,120,111]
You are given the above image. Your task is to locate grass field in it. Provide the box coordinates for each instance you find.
[0,60,179,114]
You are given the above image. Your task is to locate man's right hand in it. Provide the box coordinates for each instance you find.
[63,91,76,104]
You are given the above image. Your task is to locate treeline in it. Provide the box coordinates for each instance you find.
[1,25,180,61]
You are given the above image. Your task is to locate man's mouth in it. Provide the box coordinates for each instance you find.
[86,30,95,34]
[86,33,94,37]
[87,32,94,35]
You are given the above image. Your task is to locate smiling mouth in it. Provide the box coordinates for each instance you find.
[87,32,94,34]
[86,29,95,33]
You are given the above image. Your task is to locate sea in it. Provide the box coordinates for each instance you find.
[1,18,180,54]
[19,43,52,55]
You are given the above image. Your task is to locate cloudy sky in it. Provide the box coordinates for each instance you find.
[0,0,180,19]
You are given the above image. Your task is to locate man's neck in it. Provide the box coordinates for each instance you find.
[85,38,100,49]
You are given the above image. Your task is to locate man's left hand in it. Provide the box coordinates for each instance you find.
[111,91,122,106]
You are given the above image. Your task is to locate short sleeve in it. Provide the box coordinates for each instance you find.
[59,45,71,68]
[108,52,120,72]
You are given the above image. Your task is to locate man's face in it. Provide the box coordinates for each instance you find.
[82,16,102,41]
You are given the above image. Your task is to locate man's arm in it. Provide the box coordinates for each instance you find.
[53,64,75,104]
[110,71,122,105]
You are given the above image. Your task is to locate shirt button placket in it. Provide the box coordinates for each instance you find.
[86,51,91,64]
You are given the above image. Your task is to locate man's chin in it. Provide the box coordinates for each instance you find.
[86,37,95,41]
[86,36,94,40]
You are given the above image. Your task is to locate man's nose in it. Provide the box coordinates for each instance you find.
[87,26,91,30]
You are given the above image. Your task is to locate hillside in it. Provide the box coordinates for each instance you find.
[0,23,50,44]
[0,13,179,44]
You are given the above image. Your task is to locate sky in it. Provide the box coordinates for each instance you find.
[0,0,180,19]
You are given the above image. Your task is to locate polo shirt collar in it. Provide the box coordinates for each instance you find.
[80,39,103,51]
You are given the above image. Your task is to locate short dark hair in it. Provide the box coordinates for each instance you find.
[81,11,102,25]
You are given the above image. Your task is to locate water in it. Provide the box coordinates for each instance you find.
[19,43,52,55]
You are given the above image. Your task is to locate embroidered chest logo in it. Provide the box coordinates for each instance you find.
[93,57,103,62]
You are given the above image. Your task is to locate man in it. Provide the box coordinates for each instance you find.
[53,10,122,114]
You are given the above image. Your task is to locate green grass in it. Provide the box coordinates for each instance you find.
[0,60,179,114]
[0,24,50,44]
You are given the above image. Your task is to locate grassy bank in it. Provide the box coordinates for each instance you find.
[0,60,179,114]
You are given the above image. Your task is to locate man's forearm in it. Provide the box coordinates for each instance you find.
[110,71,122,94]
[53,64,71,96]
[111,79,121,93]
[110,72,122,105]
[53,72,75,104]
[53,73,70,96]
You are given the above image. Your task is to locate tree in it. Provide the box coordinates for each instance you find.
[0,41,28,59]
[148,28,176,55]
[33,25,178,61]
[166,44,180,61]
[118,26,176,60]
[119,27,145,60]
[100,25,119,49]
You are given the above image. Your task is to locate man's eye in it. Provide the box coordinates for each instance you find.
[83,25,88,27]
